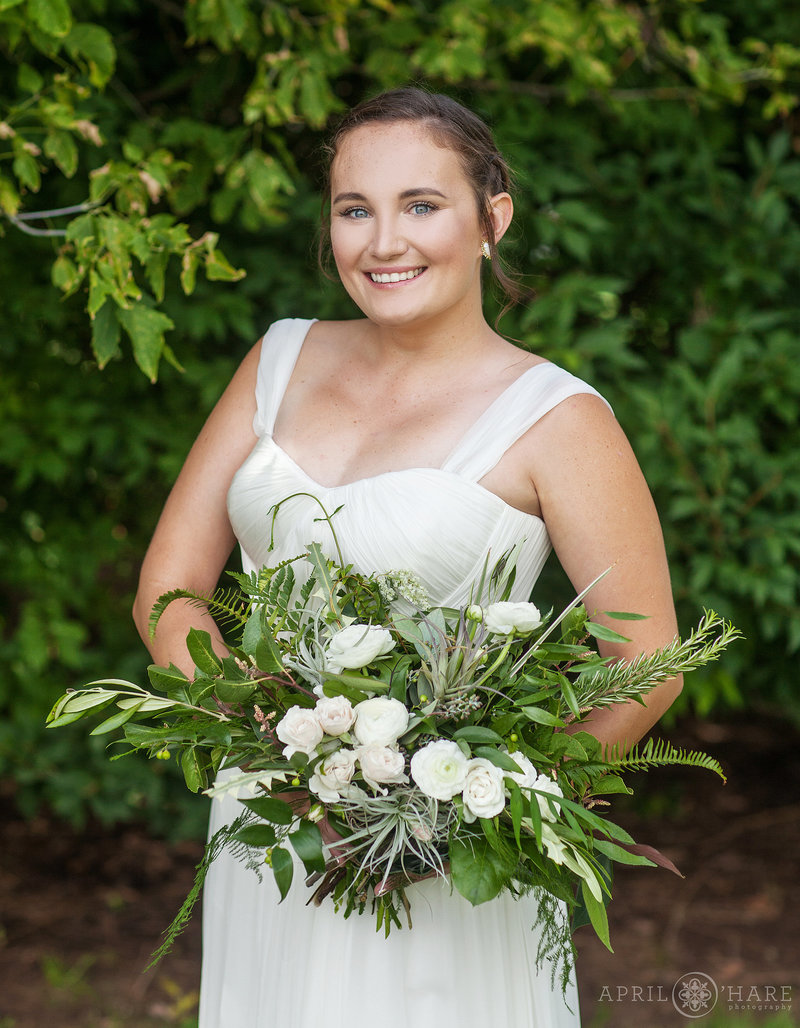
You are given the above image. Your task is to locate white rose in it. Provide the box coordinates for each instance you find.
[504,750,539,789]
[353,697,410,747]
[533,774,563,822]
[275,705,323,758]
[325,624,395,673]
[308,748,357,803]
[462,757,506,822]
[314,695,356,736]
[356,745,408,792]
[482,601,542,636]
[410,739,469,801]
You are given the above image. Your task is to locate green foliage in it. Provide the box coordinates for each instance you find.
[1,0,799,833]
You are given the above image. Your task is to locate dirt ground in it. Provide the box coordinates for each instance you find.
[1,712,797,1028]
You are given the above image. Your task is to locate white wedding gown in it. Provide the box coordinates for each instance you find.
[199,318,608,1027]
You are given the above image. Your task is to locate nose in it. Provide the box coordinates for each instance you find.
[368,214,408,261]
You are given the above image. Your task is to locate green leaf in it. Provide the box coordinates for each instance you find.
[0,175,20,216]
[117,304,174,382]
[147,663,190,693]
[580,878,613,951]
[254,626,284,675]
[64,22,116,86]
[289,820,325,873]
[589,775,632,796]
[17,62,44,93]
[453,726,505,745]
[473,746,523,773]
[46,708,96,729]
[214,679,257,704]
[593,839,655,867]
[204,246,245,282]
[585,621,632,644]
[232,823,277,848]
[560,679,581,720]
[181,747,205,792]
[90,300,121,367]
[528,790,543,850]
[28,0,72,37]
[271,846,293,902]
[90,699,145,735]
[509,781,523,848]
[449,834,516,906]
[116,696,176,712]
[62,689,119,713]
[241,796,294,824]
[520,706,565,727]
[44,129,78,177]
[12,149,40,192]
[185,628,223,675]
[605,611,649,621]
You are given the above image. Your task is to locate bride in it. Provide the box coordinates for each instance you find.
[133,87,681,1028]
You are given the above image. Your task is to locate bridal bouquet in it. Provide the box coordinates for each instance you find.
[47,519,737,988]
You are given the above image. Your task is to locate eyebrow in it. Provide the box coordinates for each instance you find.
[331,187,448,205]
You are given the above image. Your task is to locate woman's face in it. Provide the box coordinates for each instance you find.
[329,121,507,330]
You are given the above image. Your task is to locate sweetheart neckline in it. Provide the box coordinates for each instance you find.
[260,434,548,528]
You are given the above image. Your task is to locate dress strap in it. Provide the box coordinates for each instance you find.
[252,318,317,437]
[441,362,612,482]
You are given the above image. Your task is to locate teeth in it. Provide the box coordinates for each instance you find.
[369,268,425,283]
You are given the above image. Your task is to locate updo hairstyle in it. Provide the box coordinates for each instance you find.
[319,86,526,308]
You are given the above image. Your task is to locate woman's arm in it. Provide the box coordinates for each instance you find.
[132,340,263,676]
[522,393,681,754]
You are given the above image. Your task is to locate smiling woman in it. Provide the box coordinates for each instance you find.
[132,86,681,1028]
[327,120,511,332]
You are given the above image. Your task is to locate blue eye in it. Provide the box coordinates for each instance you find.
[410,202,436,215]
[341,206,370,219]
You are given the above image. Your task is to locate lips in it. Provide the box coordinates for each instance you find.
[367,267,426,284]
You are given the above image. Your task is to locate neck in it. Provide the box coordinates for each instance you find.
[366,304,500,369]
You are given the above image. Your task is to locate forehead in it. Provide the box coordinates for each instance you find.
[330,121,471,196]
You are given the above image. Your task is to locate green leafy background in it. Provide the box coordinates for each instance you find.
[1,0,799,835]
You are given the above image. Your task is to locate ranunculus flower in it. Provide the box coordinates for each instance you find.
[275,705,323,758]
[325,624,395,673]
[462,757,506,822]
[356,744,408,792]
[503,750,539,789]
[314,695,356,737]
[482,601,542,636]
[410,739,469,800]
[533,774,563,822]
[352,697,409,747]
[308,748,357,802]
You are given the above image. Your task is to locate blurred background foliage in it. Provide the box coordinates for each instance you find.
[1,0,799,836]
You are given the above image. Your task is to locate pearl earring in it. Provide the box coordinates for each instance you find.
[481,240,491,260]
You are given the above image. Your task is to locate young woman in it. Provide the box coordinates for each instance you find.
[134,87,681,1028]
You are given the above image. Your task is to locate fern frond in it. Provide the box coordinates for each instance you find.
[145,811,251,968]
[149,586,250,639]
[601,737,726,781]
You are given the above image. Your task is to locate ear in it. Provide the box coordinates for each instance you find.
[488,192,514,244]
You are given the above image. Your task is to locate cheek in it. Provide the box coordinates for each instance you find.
[330,224,361,272]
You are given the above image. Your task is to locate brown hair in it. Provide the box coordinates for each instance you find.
[318,86,528,310]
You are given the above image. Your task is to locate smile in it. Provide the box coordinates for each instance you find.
[368,268,426,284]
